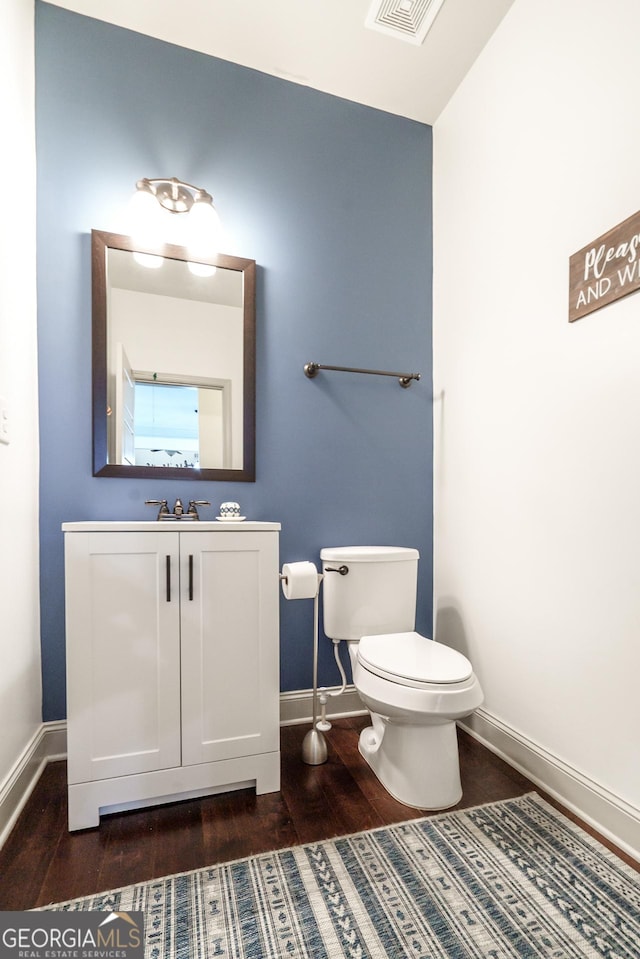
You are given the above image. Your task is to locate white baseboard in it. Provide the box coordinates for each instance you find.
[2,703,637,865]
[0,721,66,850]
[459,708,639,862]
[279,684,366,726]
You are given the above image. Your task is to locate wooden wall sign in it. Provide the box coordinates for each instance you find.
[569,209,640,322]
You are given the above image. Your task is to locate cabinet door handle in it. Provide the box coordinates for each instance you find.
[166,555,171,602]
[189,554,194,601]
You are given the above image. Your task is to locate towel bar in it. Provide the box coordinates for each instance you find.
[304,362,420,388]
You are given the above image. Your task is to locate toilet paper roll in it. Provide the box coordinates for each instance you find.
[281,561,319,600]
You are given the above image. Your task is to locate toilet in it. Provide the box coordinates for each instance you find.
[320,546,483,810]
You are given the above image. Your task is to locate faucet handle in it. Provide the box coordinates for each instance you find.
[187,500,211,519]
[145,499,169,520]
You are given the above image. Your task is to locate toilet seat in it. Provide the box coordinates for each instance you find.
[357,632,473,688]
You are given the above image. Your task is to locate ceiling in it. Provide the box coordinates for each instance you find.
[43,0,514,124]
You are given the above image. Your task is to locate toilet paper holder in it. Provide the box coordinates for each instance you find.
[280,565,348,584]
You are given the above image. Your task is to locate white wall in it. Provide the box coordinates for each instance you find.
[0,0,43,840]
[433,0,640,856]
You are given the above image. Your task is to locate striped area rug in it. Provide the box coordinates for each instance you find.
[41,793,639,958]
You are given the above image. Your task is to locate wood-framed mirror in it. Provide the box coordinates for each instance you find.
[92,230,256,481]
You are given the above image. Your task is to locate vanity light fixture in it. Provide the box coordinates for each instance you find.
[130,177,222,263]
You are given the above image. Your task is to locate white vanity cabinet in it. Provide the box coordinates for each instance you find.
[63,521,280,830]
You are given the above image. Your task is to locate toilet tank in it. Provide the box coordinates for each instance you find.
[320,546,419,641]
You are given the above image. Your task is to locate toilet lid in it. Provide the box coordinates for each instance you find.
[357,632,473,687]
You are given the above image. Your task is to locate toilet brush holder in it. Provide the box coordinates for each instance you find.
[302,727,328,765]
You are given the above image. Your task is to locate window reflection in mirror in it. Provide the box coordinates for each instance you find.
[124,379,229,469]
[92,231,256,481]
[134,381,201,469]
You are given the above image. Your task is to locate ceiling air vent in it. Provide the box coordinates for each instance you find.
[365,0,446,45]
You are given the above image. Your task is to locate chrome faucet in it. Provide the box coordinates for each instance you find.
[145,498,210,520]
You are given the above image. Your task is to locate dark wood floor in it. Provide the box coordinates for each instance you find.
[0,717,636,910]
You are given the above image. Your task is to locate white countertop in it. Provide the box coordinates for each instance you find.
[62,520,281,532]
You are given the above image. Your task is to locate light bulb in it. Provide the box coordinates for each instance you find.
[187,198,222,260]
[133,252,163,269]
[129,184,162,248]
[188,261,217,278]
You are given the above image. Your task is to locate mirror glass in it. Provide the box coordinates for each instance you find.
[92,230,256,481]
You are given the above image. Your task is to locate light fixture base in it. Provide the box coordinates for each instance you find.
[136,177,213,215]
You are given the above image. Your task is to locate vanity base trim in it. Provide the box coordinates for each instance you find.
[68,751,280,831]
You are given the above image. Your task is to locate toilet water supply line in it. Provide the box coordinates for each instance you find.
[316,641,347,731]
[280,561,347,765]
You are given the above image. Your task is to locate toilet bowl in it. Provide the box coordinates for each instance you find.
[320,546,483,810]
[351,631,482,808]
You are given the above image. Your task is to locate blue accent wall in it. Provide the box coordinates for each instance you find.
[35,3,433,721]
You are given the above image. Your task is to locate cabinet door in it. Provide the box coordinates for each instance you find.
[65,532,181,784]
[180,531,280,766]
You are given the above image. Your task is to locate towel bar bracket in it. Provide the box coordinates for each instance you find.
[304,362,420,388]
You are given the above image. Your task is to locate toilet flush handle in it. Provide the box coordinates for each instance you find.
[324,564,349,575]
